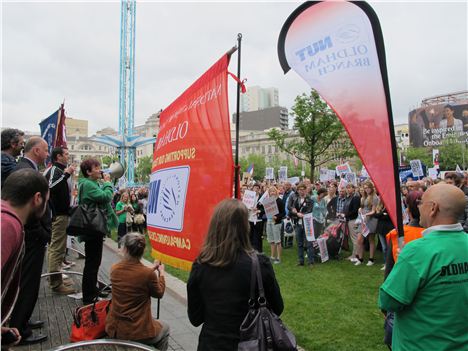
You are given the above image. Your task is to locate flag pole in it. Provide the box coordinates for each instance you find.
[234,33,242,199]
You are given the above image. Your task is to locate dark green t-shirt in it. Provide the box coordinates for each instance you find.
[379,229,468,351]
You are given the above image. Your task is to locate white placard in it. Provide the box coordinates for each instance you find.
[242,190,257,209]
[328,169,336,181]
[361,166,369,178]
[428,167,438,180]
[288,176,300,185]
[336,162,352,176]
[258,191,269,205]
[344,172,357,185]
[317,237,329,263]
[410,159,424,177]
[265,167,274,180]
[263,197,279,219]
[319,168,329,182]
[278,166,288,182]
[303,212,315,242]
[358,212,369,238]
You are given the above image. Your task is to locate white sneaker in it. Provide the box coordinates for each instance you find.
[354,260,362,266]
[380,265,386,271]
[366,261,375,266]
[350,257,358,263]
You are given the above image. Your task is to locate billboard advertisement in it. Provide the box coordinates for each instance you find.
[409,103,468,147]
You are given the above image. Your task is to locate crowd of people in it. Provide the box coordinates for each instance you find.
[2,126,467,350]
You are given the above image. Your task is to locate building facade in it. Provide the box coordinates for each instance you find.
[234,106,289,131]
[240,86,279,112]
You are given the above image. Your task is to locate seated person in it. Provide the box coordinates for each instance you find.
[106,233,169,350]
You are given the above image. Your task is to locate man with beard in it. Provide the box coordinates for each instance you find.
[8,137,51,344]
[1,128,25,188]
[1,169,49,347]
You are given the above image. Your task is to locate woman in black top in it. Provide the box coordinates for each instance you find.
[187,199,284,351]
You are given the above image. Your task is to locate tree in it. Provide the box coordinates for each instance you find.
[404,147,432,168]
[135,155,152,183]
[438,139,466,170]
[239,154,266,180]
[101,155,119,168]
[268,90,355,180]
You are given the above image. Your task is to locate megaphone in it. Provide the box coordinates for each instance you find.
[101,161,125,179]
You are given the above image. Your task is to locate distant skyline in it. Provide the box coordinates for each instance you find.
[2,1,467,135]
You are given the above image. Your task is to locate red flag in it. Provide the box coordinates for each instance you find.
[278,1,403,235]
[147,54,233,270]
[55,103,67,148]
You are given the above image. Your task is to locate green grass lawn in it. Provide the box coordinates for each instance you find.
[115,230,387,351]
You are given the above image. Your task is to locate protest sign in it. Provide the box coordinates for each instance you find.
[242,172,251,185]
[303,213,315,242]
[258,190,269,205]
[279,166,288,181]
[316,237,329,263]
[338,177,348,189]
[263,196,279,219]
[288,176,300,185]
[432,149,440,169]
[319,168,329,182]
[328,169,336,181]
[357,212,370,237]
[265,167,274,180]
[336,163,352,176]
[428,167,438,180]
[242,190,257,209]
[361,165,369,178]
[410,159,424,177]
[345,172,357,186]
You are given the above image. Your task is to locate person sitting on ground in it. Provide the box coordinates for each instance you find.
[187,199,283,350]
[106,233,169,351]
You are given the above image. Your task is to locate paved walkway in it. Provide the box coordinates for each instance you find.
[101,238,201,351]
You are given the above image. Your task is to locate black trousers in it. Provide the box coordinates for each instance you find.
[9,239,46,337]
[249,221,264,253]
[82,238,103,303]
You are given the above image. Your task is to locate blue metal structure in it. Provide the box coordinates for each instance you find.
[93,0,155,186]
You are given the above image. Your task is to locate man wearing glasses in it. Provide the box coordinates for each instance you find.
[378,184,468,351]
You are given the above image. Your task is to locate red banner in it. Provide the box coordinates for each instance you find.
[147,54,233,270]
[278,1,403,235]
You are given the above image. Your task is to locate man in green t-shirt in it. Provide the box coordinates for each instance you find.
[379,184,468,351]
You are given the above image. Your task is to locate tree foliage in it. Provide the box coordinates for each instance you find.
[268,90,355,180]
[404,147,432,168]
[438,139,466,170]
[135,155,153,183]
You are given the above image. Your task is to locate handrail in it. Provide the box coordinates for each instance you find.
[48,339,157,351]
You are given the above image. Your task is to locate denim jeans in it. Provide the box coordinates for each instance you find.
[296,224,314,264]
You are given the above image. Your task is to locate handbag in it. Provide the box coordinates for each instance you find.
[66,185,108,237]
[70,299,111,342]
[125,211,134,226]
[238,254,297,351]
[134,213,145,225]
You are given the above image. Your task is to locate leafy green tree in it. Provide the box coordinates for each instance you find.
[101,155,119,168]
[438,139,466,170]
[404,147,432,168]
[135,155,152,183]
[239,154,266,181]
[268,90,355,180]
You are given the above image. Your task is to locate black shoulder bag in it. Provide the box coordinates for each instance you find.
[238,254,297,351]
[66,184,108,237]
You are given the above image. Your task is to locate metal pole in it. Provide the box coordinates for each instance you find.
[234,33,242,199]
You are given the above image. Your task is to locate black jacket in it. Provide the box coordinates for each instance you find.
[44,162,71,216]
[1,152,17,188]
[287,194,314,224]
[13,158,52,245]
[344,194,361,221]
[187,251,283,351]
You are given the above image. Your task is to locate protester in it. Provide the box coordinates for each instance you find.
[311,187,328,238]
[78,158,117,305]
[374,198,393,270]
[1,169,49,347]
[44,147,76,295]
[344,183,361,261]
[326,183,338,224]
[8,137,50,345]
[1,128,25,188]
[106,233,169,350]
[265,186,285,264]
[248,183,265,252]
[379,184,468,350]
[288,182,314,266]
[355,181,379,266]
[187,199,283,350]
[115,192,132,247]
[444,171,468,231]
[281,181,294,248]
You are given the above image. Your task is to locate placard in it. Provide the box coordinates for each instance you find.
[242,190,257,209]
[428,167,438,180]
[335,162,352,176]
[263,196,279,219]
[319,168,329,182]
[344,172,357,186]
[409,159,424,177]
[317,237,329,263]
[303,212,315,242]
[265,167,274,180]
[279,166,288,182]
[287,176,300,185]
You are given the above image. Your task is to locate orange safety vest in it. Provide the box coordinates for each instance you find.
[386,225,424,262]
